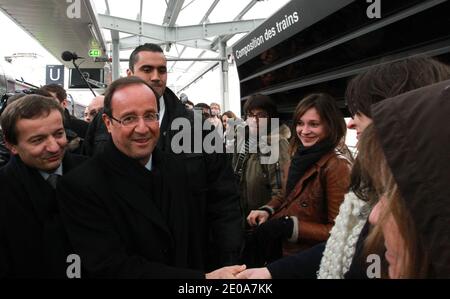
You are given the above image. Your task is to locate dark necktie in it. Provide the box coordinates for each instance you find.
[47,173,60,189]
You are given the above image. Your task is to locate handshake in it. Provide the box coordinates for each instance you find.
[205,265,272,279]
[204,211,295,279]
[205,216,291,279]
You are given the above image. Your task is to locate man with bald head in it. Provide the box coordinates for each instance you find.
[84,95,104,123]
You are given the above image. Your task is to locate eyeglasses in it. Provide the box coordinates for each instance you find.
[109,113,160,127]
[246,112,269,119]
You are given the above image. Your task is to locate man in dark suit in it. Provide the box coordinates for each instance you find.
[0,95,87,278]
[126,44,243,270]
[58,76,244,278]
[82,43,243,270]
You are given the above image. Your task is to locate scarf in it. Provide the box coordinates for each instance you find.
[317,192,368,279]
[285,140,334,197]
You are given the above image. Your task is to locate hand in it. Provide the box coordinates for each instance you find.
[205,264,246,279]
[236,267,272,279]
[247,210,270,226]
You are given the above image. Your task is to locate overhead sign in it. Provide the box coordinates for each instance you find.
[232,0,355,66]
[88,49,102,57]
[46,65,64,85]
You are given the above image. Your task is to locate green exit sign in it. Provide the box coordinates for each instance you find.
[89,49,101,57]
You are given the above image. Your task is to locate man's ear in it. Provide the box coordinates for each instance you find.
[102,113,113,133]
[126,69,133,77]
[5,139,18,155]
[62,99,68,108]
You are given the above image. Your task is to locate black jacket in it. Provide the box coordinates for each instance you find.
[80,107,109,156]
[80,87,243,269]
[64,109,88,139]
[0,131,9,167]
[58,140,208,278]
[0,153,87,278]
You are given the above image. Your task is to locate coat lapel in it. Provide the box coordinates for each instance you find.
[7,156,55,225]
[284,151,335,206]
[101,141,173,240]
[111,172,172,239]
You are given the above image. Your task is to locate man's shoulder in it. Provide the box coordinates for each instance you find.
[0,162,12,184]
[163,87,179,103]
[154,147,186,168]
[0,159,9,173]
[163,88,192,118]
[0,157,19,179]
[0,158,35,198]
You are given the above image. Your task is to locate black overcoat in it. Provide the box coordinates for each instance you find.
[0,153,87,278]
[58,140,207,278]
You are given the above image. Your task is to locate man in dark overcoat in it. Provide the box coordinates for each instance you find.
[82,43,243,270]
[58,77,244,278]
[0,95,87,278]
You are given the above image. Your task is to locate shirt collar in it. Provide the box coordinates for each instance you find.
[39,163,63,180]
[159,95,165,126]
[144,155,152,171]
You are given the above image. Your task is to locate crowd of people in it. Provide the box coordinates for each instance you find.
[0,42,449,279]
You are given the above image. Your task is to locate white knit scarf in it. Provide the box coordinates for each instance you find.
[317,192,368,279]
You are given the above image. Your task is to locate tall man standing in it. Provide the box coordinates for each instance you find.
[58,77,244,278]
[0,95,87,277]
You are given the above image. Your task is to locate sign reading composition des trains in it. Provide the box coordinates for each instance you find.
[232,0,354,66]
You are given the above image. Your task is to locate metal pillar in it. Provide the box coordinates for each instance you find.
[112,30,120,80]
[219,40,229,111]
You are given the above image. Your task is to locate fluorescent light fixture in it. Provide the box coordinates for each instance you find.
[88,23,100,46]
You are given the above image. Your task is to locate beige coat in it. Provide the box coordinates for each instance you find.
[233,127,290,216]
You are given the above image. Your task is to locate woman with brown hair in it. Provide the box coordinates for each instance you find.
[246,93,352,262]
[221,110,237,131]
[359,79,450,278]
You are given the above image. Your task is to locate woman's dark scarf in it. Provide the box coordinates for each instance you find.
[285,140,334,196]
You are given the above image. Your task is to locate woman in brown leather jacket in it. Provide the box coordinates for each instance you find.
[247,93,352,261]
